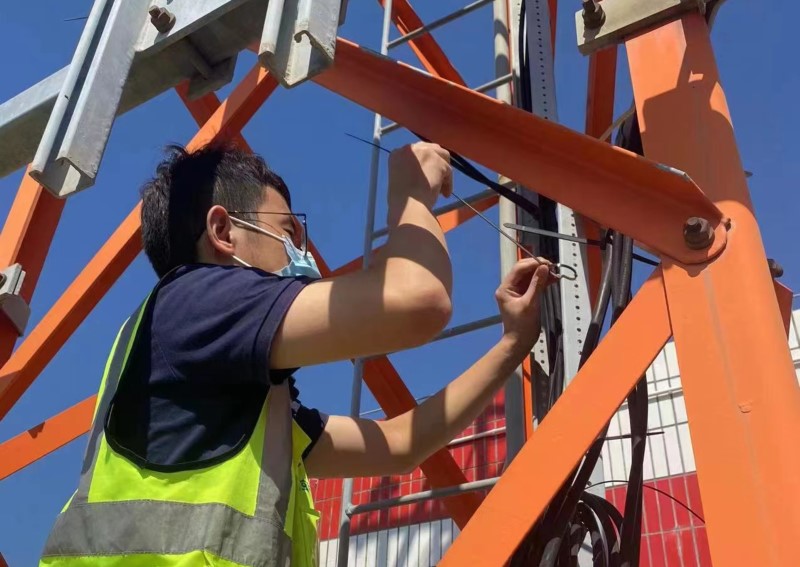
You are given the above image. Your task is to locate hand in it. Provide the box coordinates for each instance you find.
[388,142,453,217]
[495,257,554,352]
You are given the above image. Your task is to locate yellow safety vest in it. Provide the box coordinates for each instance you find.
[39,294,321,567]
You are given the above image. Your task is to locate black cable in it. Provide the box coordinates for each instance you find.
[343,132,542,221]
[588,480,706,525]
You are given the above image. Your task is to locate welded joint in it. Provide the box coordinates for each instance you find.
[0,264,30,336]
[575,0,708,55]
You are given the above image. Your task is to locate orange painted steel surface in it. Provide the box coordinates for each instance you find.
[439,270,672,565]
[0,395,96,481]
[315,39,727,265]
[0,170,65,364]
[378,0,465,85]
[629,14,800,566]
[581,46,617,305]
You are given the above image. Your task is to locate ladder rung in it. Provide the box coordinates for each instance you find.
[387,0,494,49]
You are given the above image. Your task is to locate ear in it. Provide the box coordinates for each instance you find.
[204,205,236,257]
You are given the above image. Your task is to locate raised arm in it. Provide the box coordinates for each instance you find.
[305,258,553,478]
[269,142,454,369]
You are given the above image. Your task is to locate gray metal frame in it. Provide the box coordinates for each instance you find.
[0,0,344,196]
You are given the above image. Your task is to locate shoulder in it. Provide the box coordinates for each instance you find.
[156,264,309,308]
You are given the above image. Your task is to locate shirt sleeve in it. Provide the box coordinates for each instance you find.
[155,264,310,387]
[288,377,329,460]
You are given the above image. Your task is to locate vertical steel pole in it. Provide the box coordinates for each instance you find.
[495,0,528,462]
[628,14,800,566]
[335,2,393,565]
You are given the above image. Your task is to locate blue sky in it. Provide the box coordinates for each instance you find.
[0,1,797,564]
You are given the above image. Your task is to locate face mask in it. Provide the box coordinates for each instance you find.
[230,217,322,280]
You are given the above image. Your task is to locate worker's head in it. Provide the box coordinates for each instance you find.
[140,144,312,278]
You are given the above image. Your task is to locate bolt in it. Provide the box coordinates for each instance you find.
[683,217,715,250]
[767,259,784,278]
[149,6,175,34]
[582,0,606,30]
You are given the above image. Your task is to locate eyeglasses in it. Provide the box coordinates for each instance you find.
[229,211,308,254]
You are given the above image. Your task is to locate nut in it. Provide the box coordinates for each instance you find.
[582,0,606,30]
[683,217,715,250]
[149,6,176,34]
[767,259,784,278]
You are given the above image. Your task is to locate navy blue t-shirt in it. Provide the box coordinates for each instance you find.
[106,264,327,470]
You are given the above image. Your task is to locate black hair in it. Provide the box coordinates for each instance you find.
[140,143,291,277]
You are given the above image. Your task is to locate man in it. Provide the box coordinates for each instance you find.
[40,142,553,566]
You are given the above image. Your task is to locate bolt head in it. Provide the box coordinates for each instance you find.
[582,1,606,30]
[683,217,714,250]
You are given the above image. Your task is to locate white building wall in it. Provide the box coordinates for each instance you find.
[602,306,800,486]
[319,519,460,567]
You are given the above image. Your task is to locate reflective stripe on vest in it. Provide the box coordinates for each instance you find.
[40,295,315,566]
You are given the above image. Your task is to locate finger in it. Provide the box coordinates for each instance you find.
[523,264,553,300]
[501,258,541,289]
[441,165,453,197]
[433,146,451,163]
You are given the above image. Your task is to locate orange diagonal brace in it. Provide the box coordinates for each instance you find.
[580,46,617,305]
[315,39,727,265]
[440,269,672,565]
[0,169,65,364]
[629,15,800,566]
[379,0,465,84]
[0,65,279,420]
[0,396,96,481]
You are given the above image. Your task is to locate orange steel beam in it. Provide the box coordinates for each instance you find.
[581,46,617,305]
[0,65,278,420]
[548,0,557,52]
[330,194,498,277]
[440,269,672,565]
[314,39,727,265]
[0,170,65,364]
[379,0,466,84]
[628,15,800,566]
[774,281,793,336]
[0,395,95,481]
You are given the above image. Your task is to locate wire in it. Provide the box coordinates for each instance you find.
[343,132,577,280]
[344,132,542,220]
[587,480,706,525]
[503,223,660,266]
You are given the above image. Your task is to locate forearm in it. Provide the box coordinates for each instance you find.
[386,336,530,470]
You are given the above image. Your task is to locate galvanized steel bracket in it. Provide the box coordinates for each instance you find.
[30,0,151,198]
[575,0,708,56]
[259,0,343,87]
[0,264,30,336]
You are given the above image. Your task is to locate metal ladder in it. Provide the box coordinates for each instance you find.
[333,1,519,565]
